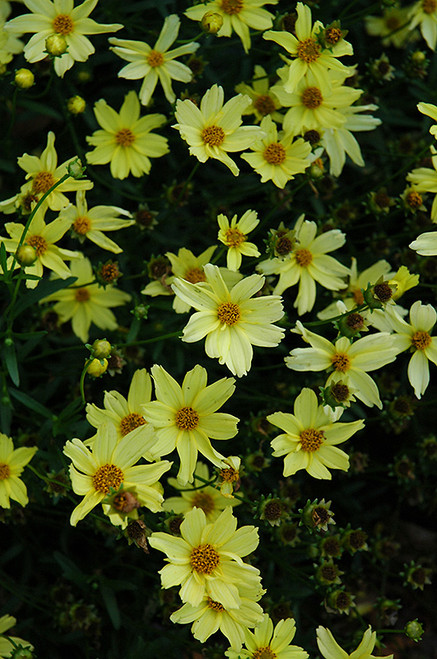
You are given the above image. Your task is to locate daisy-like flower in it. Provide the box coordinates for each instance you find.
[142,364,238,485]
[410,230,437,255]
[4,0,122,77]
[0,206,82,289]
[149,506,261,608]
[263,2,354,93]
[225,613,309,659]
[63,424,172,526]
[172,263,285,377]
[286,321,400,409]
[418,101,437,138]
[0,131,93,214]
[408,145,437,221]
[0,614,33,657]
[384,301,437,398]
[365,6,415,48]
[0,433,37,509]
[316,625,393,659]
[163,461,240,522]
[216,455,241,498]
[267,388,364,479]
[218,209,260,271]
[109,14,199,106]
[241,115,314,189]
[86,91,169,180]
[59,190,134,253]
[39,257,131,342]
[408,0,437,50]
[257,215,349,315]
[235,64,283,123]
[173,84,264,176]
[0,15,23,66]
[185,0,278,54]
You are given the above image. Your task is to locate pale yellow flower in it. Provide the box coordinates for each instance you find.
[410,229,437,255]
[365,6,416,48]
[0,614,33,658]
[408,0,437,50]
[0,434,37,509]
[217,209,260,271]
[407,146,437,221]
[317,625,393,659]
[225,614,308,659]
[235,64,283,123]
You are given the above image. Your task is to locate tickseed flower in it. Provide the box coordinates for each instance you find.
[217,455,241,498]
[142,364,238,485]
[163,461,240,522]
[86,91,169,180]
[267,388,364,479]
[0,131,93,214]
[235,64,283,123]
[408,0,437,50]
[0,17,23,67]
[365,6,413,48]
[109,14,199,106]
[173,84,264,176]
[149,506,261,608]
[407,146,437,220]
[185,0,279,54]
[257,215,349,315]
[63,424,172,526]
[418,101,437,138]
[0,206,82,289]
[4,0,123,77]
[172,263,285,377]
[60,190,135,253]
[225,613,309,659]
[316,625,393,659]
[0,434,37,509]
[217,209,260,271]
[241,115,314,189]
[0,614,33,657]
[410,230,437,255]
[39,257,131,342]
[286,321,400,409]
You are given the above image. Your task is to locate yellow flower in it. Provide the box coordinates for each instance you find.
[216,455,242,498]
[365,6,415,48]
[172,264,284,377]
[225,613,309,659]
[218,209,260,271]
[410,229,437,255]
[0,614,33,658]
[316,625,393,659]
[418,101,437,138]
[39,256,131,342]
[0,433,37,509]
[4,0,122,77]
[407,146,437,220]
[408,0,437,50]
[173,84,264,176]
[185,0,278,53]
[149,506,261,608]
[267,388,364,479]
[63,424,172,526]
[109,14,199,105]
[235,65,283,123]
[86,91,169,179]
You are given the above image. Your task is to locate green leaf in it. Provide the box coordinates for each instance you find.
[0,242,8,273]
[9,388,54,420]
[100,583,121,630]
[3,341,19,386]
[12,276,76,319]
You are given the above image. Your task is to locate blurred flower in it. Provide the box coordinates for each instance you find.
[235,65,282,123]
[408,0,437,50]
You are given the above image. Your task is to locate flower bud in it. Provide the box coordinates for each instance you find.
[16,244,37,266]
[67,95,86,115]
[91,339,112,359]
[67,158,86,179]
[404,619,424,642]
[45,34,68,56]
[201,11,224,34]
[14,68,34,89]
[11,649,34,659]
[300,498,335,532]
[86,358,108,378]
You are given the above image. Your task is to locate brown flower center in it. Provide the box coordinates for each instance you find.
[201,125,226,147]
[299,428,324,452]
[294,248,313,267]
[352,289,364,305]
[192,491,215,515]
[120,413,146,436]
[254,94,276,116]
[331,352,351,372]
[75,288,90,302]
[220,0,243,14]
[224,227,246,247]
[147,49,164,67]
[325,26,343,45]
[53,13,74,35]
[217,301,241,326]
[207,597,225,611]
[184,267,206,284]
[423,0,437,13]
[406,190,423,208]
[175,406,199,430]
[253,648,277,659]
[411,330,432,350]
[32,171,56,194]
[263,142,286,165]
[73,216,91,235]
[26,235,47,256]
[331,382,350,402]
[220,466,239,482]
[373,282,393,302]
[0,463,10,480]
[115,128,136,146]
[190,543,220,574]
[301,86,323,109]
[385,15,400,30]
[92,464,124,494]
[297,38,321,63]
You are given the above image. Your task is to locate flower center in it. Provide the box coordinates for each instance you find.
[253,648,277,659]
[115,129,136,146]
[184,267,206,284]
[120,413,147,436]
[406,190,423,208]
[325,26,343,45]
[147,49,164,67]
[352,289,364,305]
[225,227,246,247]
[53,13,74,35]
[254,94,276,116]
[385,16,400,30]
[299,428,325,452]
[0,463,10,480]
[297,38,321,63]
[175,406,199,430]
[201,125,226,147]
[92,463,124,494]
[75,288,90,302]
[220,466,239,482]
[423,0,437,13]
[32,171,56,194]
[192,491,215,515]
[207,597,225,611]
[331,352,351,372]
[217,301,241,326]
[26,235,47,256]
[220,0,243,14]
[331,382,350,402]
[294,248,313,267]
[373,282,393,302]
[73,216,91,235]
[263,142,286,165]
[301,86,323,109]
[411,330,432,350]
[190,543,220,574]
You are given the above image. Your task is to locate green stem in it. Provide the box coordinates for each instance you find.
[79,359,93,406]
[301,303,369,328]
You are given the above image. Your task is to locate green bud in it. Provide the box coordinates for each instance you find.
[404,619,424,642]
[91,339,112,359]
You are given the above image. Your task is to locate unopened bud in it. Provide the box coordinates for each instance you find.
[45,34,68,56]
[67,158,86,179]
[201,11,224,34]
[67,95,86,114]
[91,339,112,359]
[404,619,424,642]
[14,68,34,89]
[16,244,37,266]
[86,358,108,378]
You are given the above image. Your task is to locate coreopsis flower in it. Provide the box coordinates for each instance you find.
[418,101,437,137]
[149,506,261,608]
[225,614,309,659]
[0,131,93,214]
[4,0,122,77]
[172,263,285,377]
[173,84,264,176]
[263,2,353,93]
[235,64,283,123]
[241,115,314,189]
[365,6,414,48]
[63,424,172,526]
[267,388,364,479]
[86,91,169,180]
[217,209,260,271]
[0,614,33,657]
[257,215,349,315]
[0,206,82,288]
[39,257,131,342]
[217,455,241,498]
[286,321,400,409]
[0,433,37,509]
[142,364,238,485]
[0,16,23,65]
[316,625,393,659]
[185,0,279,54]
[109,14,199,106]
[408,0,437,50]
[163,461,240,522]
[60,190,134,253]
[410,230,437,255]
